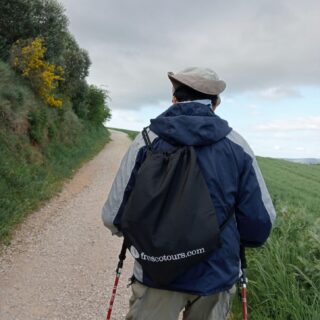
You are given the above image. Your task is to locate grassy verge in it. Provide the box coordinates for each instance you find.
[0,124,110,244]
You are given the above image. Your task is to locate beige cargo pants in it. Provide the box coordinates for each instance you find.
[125,282,236,320]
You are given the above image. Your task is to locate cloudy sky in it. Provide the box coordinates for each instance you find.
[60,0,320,158]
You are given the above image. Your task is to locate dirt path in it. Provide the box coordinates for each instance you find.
[0,130,134,320]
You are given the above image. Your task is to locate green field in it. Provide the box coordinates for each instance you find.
[232,158,320,319]
[258,157,320,216]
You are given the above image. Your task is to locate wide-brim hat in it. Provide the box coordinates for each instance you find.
[168,67,226,97]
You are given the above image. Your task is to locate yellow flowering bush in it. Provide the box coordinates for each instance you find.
[11,38,64,108]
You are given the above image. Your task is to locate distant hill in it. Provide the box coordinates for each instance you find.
[282,158,320,165]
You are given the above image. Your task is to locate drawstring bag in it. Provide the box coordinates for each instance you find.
[120,128,233,286]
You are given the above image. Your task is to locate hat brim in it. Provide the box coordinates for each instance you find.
[168,72,226,96]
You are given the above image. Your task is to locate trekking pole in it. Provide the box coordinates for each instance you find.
[239,245,248,320]
[106,240,127,320]
[182,296,201,320]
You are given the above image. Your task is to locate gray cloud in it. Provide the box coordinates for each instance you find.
[254,116,320,131]
[60,0,320,110]
[257,87,302,100]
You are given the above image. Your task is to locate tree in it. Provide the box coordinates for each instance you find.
[31,0,69,63]
[0,0,69,62]
[86,86,111,125]
[60,34,91,97]
[0,0,34,60]
[70,80,90,119]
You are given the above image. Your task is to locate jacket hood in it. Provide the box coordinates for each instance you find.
[149,102,232,146]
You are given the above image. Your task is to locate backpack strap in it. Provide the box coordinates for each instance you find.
[142,127,152,150]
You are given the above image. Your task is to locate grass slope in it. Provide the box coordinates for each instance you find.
[258,157,320,215]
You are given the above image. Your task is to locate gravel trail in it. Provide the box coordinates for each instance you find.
[0,130,134,320]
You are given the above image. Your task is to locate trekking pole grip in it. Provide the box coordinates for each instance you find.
[117,240,127,273]
[240,245,247,269]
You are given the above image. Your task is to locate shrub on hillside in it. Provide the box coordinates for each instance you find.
[68,80,89,119]
[10,38,64,108]
[28,109,47,144]
[0,61,33,130]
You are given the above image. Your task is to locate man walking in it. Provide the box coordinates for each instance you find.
[102,67,276,319]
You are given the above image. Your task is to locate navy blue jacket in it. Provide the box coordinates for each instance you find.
[102,101,276,295]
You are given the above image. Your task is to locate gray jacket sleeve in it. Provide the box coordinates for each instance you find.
[101,133,144,235]
[227,130,276,246]
[101,130,157,235]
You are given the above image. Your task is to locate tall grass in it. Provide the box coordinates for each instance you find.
[232,159,320,319]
